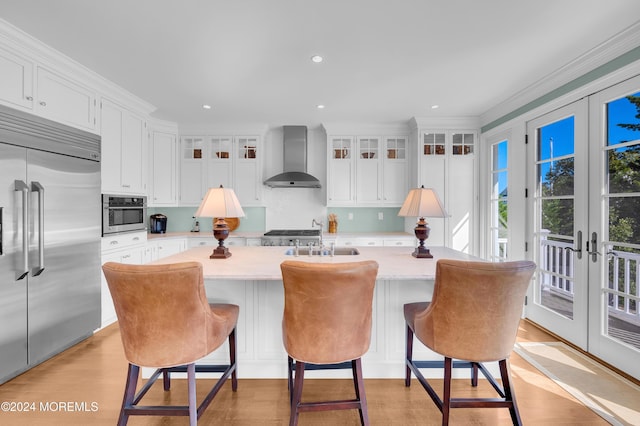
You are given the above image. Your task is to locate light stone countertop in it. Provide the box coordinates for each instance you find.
[150,245,478,281]
[147,231,416,240]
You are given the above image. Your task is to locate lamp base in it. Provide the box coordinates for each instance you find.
[210,218,232,259]
[411,218,433,259]
[210,246,232,259]
[412,246,433,258]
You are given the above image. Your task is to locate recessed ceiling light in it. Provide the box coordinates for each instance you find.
[431,105,439,109]
[202,104,212,110]
[317,104,325,109]
[311,55,323,63]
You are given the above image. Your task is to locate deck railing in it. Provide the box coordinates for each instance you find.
[608,249,640,321]
[539,235,574,299]
[533,234,640,325]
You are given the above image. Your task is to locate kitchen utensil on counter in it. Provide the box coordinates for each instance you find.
[149,214,167,234]
[328,213,338,233]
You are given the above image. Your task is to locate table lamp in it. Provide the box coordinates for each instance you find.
[398,186,447,258]
[194,185,245,259]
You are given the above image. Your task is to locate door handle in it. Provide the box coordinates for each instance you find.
[587,232,600,262]
[566,230,583,259]
[14,180,29,280]
[31,181,45,276]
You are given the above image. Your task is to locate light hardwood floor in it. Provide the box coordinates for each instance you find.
[0,320,611,425]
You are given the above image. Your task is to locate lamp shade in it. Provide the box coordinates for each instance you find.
[194,186,246,218]
[398,186,447,218]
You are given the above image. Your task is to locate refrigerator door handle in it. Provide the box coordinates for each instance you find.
[14,180,29,280]
[31,181,45,276]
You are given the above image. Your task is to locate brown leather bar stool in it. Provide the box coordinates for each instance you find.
[280,260,379,426]
[404,259,535,426]
[102,261,239,426]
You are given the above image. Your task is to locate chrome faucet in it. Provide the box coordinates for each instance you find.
[312,218,324,247]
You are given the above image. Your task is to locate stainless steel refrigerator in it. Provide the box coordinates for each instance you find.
[0,104,101,384]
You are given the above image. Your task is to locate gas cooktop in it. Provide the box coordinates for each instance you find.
[263,229,321,237]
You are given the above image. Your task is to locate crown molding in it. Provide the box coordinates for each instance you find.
[408,116,481,131]
[481,21,640,127]
[320,121,410,135]
[0,18,156,115]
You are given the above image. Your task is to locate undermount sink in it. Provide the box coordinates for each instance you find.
[284,247,360,256]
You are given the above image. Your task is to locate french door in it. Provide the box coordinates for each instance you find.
[587,77,640,379]
[527,77,640,379]
[527,100,589,349]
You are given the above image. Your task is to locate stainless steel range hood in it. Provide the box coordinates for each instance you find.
[263,125,321,188]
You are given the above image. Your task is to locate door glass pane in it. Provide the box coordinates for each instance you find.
[605,92,640,349]
[537,116,576,319]
[490,140,508,261]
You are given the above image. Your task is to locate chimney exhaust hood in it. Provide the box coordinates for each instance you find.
[263,125,321,188]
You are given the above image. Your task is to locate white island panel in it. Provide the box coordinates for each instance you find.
[151,246,478,378]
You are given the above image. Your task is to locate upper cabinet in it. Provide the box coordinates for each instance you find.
[0,47,97,133]
[34,66,96,132]
[149,124,179,206]
[179,136,206,205]
[179,135,263,206]
[0,46,34,110]
[101,98,148,195]
[411,125,477,254]
[327,134,408,206]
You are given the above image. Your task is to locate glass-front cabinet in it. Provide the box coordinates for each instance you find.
[179,135,262,206]
[327,136,355,205]
[179,137,206,205]
[415,129,477,253]
[327,134,408,206]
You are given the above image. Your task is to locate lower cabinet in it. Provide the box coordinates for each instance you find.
[146,238,186,262]
[334,236,415,247]
[188,236,246,248]
[100,232,148,328]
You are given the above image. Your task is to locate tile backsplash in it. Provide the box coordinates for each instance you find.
[147,206,406,233]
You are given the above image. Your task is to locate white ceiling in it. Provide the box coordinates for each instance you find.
[2,0,640,129]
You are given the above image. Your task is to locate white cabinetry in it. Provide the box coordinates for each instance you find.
[179,136,206,205]
[382,136,409,205]
[327,136,355,204]
[415,129,477,253]
[187,236,246,248]
[179,135,262,206]
[101,98,147,195]
[146,238,186,262]
[100,232,147,327]
[327,135,408,206]
[149,128,178,206]
[35,66,96,132]
[0,46,33,110]
[0,46,97,132]
[334,235,415,247]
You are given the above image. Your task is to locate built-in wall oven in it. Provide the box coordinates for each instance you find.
[102,194,147,235]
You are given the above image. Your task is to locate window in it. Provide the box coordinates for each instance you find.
[490,140,508,261]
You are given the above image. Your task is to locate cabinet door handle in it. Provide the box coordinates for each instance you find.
[39,101,46,106]
[25,96,33,101]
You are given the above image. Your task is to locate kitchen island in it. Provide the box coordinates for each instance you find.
[151,245,477,378]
